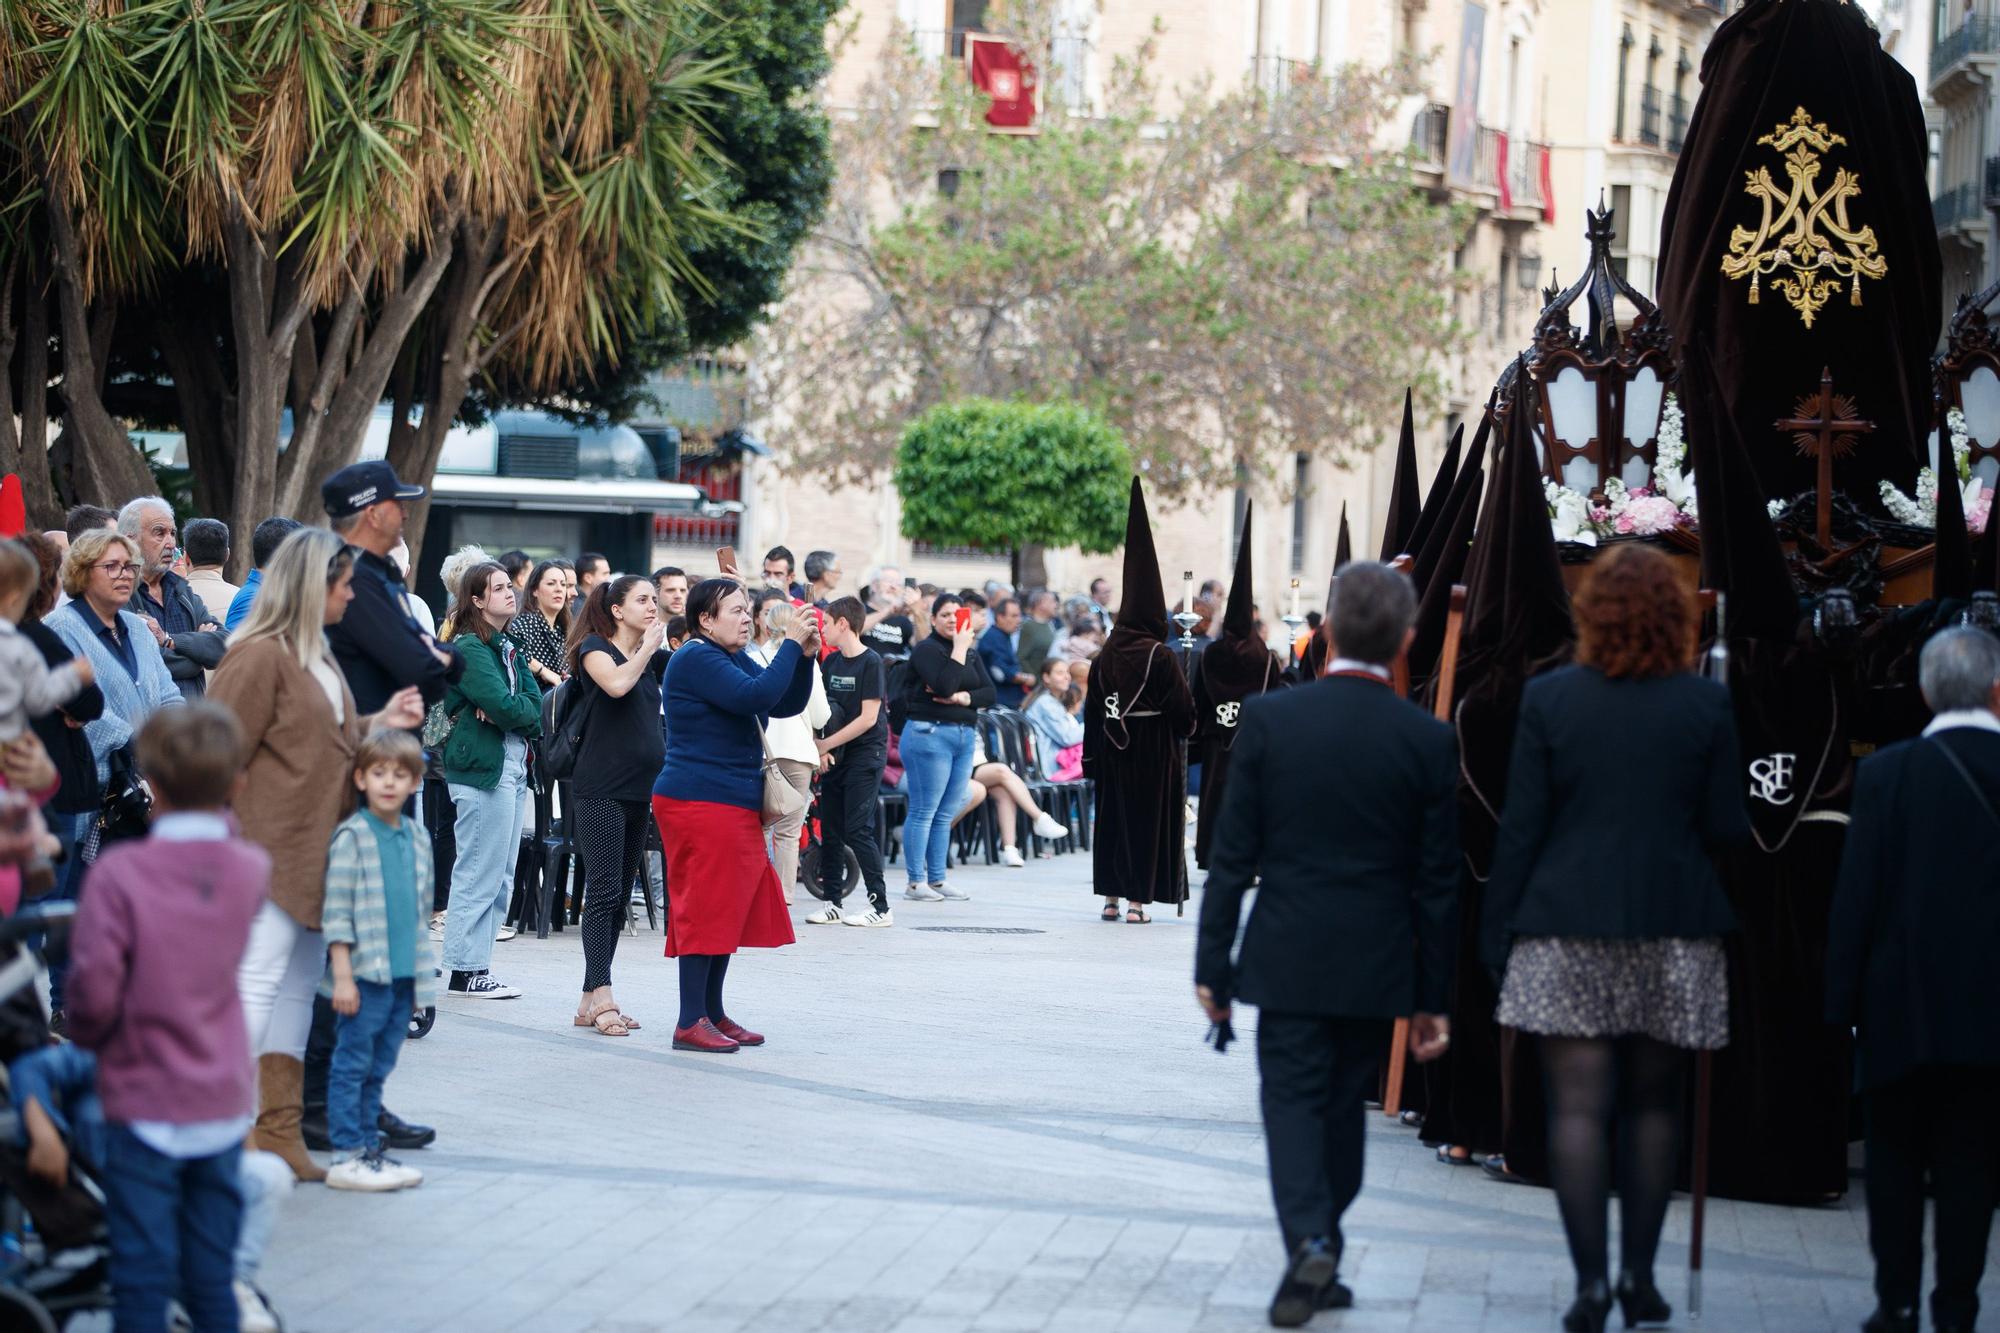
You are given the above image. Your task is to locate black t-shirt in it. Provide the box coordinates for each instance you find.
[821,648,887,760]
[572,633,669,801]
[861,614,915,661]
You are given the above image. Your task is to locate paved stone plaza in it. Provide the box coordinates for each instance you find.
[258,854,1997,1333]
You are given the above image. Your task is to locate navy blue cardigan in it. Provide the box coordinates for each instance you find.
[654,637,814,811]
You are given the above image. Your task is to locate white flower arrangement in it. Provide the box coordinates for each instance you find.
[1545,393,1699,545]
[1878,408,1991,535]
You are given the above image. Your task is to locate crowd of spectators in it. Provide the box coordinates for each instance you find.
[0,476,1199,1326]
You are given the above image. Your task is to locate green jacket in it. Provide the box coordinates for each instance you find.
[440,630,542,789]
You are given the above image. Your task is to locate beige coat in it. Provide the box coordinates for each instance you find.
[208,637,362,929]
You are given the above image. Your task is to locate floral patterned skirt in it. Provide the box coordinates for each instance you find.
[1497,935,1729,1050]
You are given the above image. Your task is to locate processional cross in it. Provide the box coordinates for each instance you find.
[1774,366,1875,551]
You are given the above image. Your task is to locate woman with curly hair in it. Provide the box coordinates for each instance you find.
[1479,544,1752,1333]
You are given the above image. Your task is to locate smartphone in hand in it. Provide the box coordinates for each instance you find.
[955,607,973,634]
[716,546,737,576]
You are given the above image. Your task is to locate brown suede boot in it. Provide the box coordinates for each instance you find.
[255,1054,326,1182]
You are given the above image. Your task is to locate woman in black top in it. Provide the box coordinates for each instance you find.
[899,593,995,900]
[19,533,103,898]
[567,574,668,1036]
[508,559,572,692]
[1482,546,1750,1333]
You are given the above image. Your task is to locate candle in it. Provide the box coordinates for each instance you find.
[1289,578,1300,619]
[1183,571,1194,613]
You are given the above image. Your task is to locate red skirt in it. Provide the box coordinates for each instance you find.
[654,796,797,959]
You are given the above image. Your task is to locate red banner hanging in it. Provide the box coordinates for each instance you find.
[1495,131,1512,211]
[966,33,1038,133]
[1539,145,1556,223]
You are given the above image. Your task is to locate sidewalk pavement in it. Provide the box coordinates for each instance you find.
[256,849,1996,1333]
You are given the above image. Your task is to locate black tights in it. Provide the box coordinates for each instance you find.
[1542,1034,1686,1289]
[676,954,731,1030]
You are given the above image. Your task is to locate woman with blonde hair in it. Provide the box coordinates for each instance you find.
[209,527,424,1180]
[1481,544,1750,1331]
[747,597,829,904]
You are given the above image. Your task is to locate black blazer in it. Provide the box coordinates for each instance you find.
[1480,666,1749,973]
[1826,725,2000,1088]
[1196,674,1460,1018]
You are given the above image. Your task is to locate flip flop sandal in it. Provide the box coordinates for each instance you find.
[1125,907,1151,924]
[1101,904,1121,922]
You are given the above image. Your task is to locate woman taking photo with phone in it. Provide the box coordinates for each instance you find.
[654,578,817,1053]
[747,599,830,904]
[900,593,995,902]
[567,574,668,1037]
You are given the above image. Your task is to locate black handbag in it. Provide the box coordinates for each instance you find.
[537,678,593,783]
[94,744,152,849]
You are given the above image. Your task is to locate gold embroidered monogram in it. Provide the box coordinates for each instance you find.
[1720,107,1887,329]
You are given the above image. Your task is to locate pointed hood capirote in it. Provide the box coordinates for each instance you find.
[1406,421,1466,563]
[1379,388,1422,560]
[1110,476,1171,643]
[1220,504,1256,640]
[1335,503,1352,570]
[1204,504,1282,702]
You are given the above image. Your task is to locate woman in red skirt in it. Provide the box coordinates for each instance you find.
[653,577,819,1052]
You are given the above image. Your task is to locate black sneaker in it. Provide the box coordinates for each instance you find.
[446,971,520,999]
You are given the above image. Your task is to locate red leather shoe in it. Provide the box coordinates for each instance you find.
[671,1018,740,1053]
[712,1016,764,1046]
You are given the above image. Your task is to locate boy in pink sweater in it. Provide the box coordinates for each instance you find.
[68,704,270,1333]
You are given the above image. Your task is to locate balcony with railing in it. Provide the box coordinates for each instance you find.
[1667,93,1689,153]
[1506,138,1550,214]
[1251,55,1312,99]
[1638,86,1662,147]
[1409,102,1449,169]
[1936,182,1984,233]
[1931,16,2000,89]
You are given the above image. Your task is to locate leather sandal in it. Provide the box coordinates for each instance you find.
[1125,906,1150,924]
[575,1002,629,1037]
[1101,903,1121,921]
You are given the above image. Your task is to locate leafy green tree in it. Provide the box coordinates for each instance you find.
[762,21,1469,500]
[894,398,1129,586]
[0,0,834,562]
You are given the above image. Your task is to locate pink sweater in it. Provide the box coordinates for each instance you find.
[66,832,270,1125]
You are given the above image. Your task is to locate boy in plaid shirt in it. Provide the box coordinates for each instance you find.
[322,729,435,1192]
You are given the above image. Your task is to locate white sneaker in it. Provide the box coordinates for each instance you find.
[903,883,944,902]
[326,1152,405,1192]
[429,911,446,941]
[1032,812,1069,840]
[842,907,893,927]
[803,903,844,925]
[933,881,970,901]
[374,1149,424,1189]
[234,1280,280,1333]
[447,973,521,999]
[494,922,518,942]
[999,847,1026,868]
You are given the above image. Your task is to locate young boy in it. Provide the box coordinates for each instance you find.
[67,704,269,1333]
[806,597,893,927]
[322,728,435,1191]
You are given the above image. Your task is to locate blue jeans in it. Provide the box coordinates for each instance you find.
[327,978,414,1154]
[43,809,93,1014]
[899,720,976,886]
[102,1126,241,1333]
[444,735,528,974]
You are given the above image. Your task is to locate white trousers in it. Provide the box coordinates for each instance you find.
[236,900,325,1059]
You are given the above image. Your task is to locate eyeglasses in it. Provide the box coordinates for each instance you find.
[94,562,138,578]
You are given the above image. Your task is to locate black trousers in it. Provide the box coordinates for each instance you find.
[575,797,648,992]
[819,752,887,910]
[1864,1065,1999,1326]
[1256,1011,1382,1257]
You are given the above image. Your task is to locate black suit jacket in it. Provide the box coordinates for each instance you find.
[1826,724,2000,1088]
[1196,674,1460,1018]
[1480,666,1749,973]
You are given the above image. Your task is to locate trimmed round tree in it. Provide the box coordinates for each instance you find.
[894,399,1131,587]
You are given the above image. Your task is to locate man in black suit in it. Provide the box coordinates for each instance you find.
[1828,625,2000,1333]
[1197,561,1458,1328]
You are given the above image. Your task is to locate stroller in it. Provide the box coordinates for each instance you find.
[797,766,861,903]
[0,902,120,1331]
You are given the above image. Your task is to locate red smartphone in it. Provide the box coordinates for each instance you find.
[954,607,973,634]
